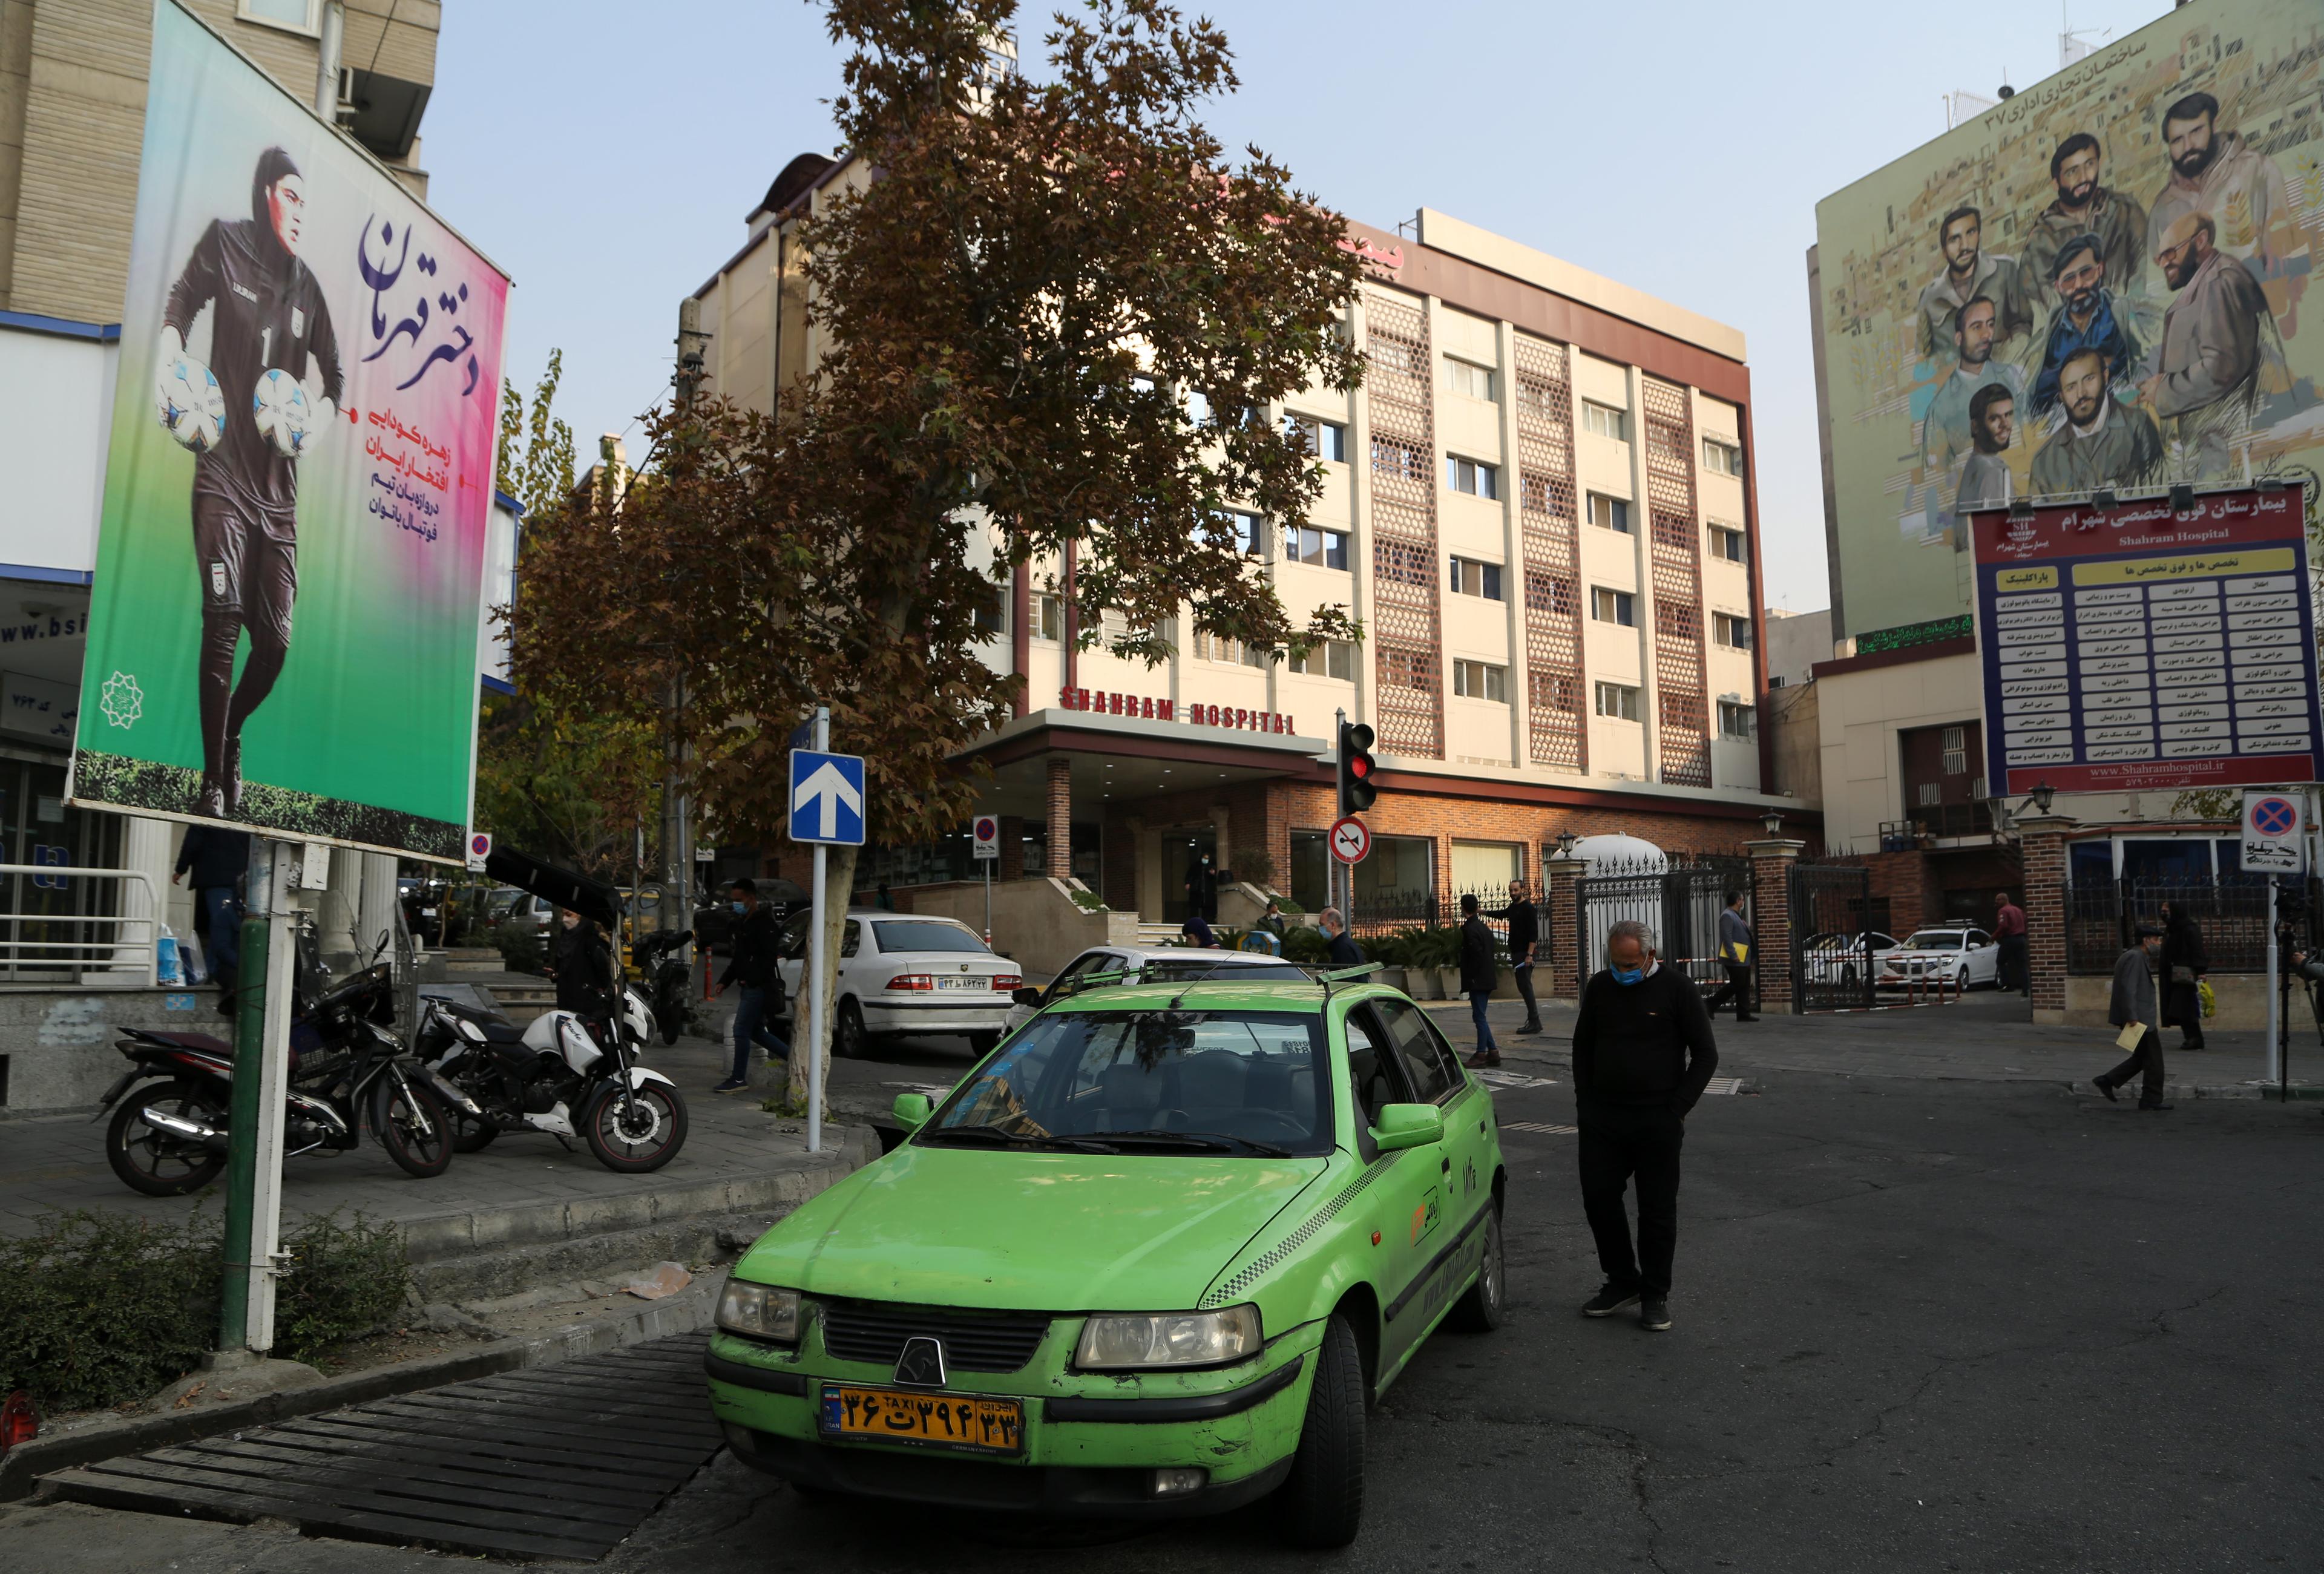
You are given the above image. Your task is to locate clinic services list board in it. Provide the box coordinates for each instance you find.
[1968,484,2323,798]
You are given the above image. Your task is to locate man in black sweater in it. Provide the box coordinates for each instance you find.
[1491,879,1544,1035]
[1570,917,1719,1332]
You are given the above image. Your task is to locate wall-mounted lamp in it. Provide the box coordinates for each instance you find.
[1554,830,1577,858]
[2007,497,2035,520]
[2090,488,2118,510]
[2258,476,2288,493]
[2168,484,2196,513]
[1760,809,1785,837]
[2020,781,2056,816]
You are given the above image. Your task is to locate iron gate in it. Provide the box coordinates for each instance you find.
[1790,862,1876,1012]
[1576,857,1750,998]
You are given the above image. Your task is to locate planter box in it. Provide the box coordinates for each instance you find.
[1403,967,1442,999]
[1374,966,1408,994]
[1437,967,1464,999]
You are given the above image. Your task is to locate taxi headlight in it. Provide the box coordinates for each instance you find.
[717,1281,801,1344]
[1075,1305,1260,1369]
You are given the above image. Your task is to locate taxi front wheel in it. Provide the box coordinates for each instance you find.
[1277,1313,1365,1548]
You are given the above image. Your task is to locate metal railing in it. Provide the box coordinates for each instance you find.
[2062,877,2301,975]
[0,865,157,983]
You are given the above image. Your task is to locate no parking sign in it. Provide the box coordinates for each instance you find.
[2242,790,2307,874]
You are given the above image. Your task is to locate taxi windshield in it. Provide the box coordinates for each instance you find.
[921,1009,1331,1157]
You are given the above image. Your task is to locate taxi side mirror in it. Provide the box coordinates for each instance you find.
[1012,987,1043,1008]
[1370,1103,1442,1153]
[891,1093,933,1132]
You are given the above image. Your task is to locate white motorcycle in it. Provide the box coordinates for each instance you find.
[419,985,689,1173]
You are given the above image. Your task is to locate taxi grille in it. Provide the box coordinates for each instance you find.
[818,1299,1052,1373]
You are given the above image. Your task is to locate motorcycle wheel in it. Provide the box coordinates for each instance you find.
[658,986,683,1046]
[105,1082,228,1197]
[375,1077,455,1178]
[583,1080,688,1173]
[436,1056,502,1153]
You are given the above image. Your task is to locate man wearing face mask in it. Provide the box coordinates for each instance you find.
[1570,918,1719,1333]
[712,879,787,1095]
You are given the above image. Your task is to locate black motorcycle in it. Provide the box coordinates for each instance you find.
[417,983,688,1173]
[634,927,692,1046]
[96,955,466,1197]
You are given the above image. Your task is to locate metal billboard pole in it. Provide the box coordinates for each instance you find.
[807,705,830,1155]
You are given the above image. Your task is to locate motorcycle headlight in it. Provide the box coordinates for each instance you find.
[1074,1305,1261,1369]
[717,1281,801,1345]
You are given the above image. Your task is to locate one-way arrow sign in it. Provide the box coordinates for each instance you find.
[789,749,866,845]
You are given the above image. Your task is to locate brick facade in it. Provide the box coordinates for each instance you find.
[1545,855,1583,999]
[1746,839,1803,1012]
[2015,816,2075,1018]
[1045,759,1072,879]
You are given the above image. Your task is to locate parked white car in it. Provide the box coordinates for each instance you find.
[1799,930,1900,985]
[775,911,1022,1057]
[1879,926,1998,991]
[1001,944,1312,1033]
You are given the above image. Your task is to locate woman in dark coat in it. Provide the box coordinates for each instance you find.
[2158,900,2207,1052]
[548,910,616,1016]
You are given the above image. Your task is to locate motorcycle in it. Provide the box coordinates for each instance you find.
[96,948,470,1197]
[418,983,689,1173]
[634,926,693,1047]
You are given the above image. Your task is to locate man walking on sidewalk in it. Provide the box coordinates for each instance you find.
[2092,922,2170,1110]
[712,879,789,1095]
[1320,907,1363,968]
[1705,890,1757,1021]
[1994,890,2028,995]
[172,822,251,1016]
[1572,919,1719,1332]
[1492,880,1544,1035]
[1459,893,1502,1069]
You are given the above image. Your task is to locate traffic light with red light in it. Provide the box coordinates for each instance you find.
[1338,721,1378,815]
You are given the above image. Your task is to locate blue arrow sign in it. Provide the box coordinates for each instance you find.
[789,749,866,845]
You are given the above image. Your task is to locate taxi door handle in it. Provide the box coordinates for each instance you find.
[1440,1156,1452,1174]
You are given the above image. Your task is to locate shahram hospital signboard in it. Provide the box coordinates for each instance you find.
[1969,483,2321,797]
[69,1,508,861]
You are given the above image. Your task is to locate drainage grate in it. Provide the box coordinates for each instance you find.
[42,1333,721,1561]
[1500,1121,1578,1135]
[1702,1077,1745,1095]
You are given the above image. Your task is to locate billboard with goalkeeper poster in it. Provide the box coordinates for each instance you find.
[70,0,508,861]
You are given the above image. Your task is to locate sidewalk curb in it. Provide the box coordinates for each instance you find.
[0,1123,884,1503]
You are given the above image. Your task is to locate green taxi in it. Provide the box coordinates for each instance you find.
[702,974,1507,1546]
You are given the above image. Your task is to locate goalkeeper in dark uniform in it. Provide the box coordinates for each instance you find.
[159,146,342,818]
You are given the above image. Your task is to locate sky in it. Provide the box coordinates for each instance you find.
[422,0,2176,615]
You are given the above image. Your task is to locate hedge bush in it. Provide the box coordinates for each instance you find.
[0,1207,411,1412]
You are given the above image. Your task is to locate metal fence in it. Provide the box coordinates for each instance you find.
[1790,861,1877,1011]
[0,864,154,983]
[1343,883,1545,957]
[1574,856,1750,992]
[2063,877,2310,975]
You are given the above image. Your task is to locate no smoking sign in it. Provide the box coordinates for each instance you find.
[1330,815,1371,865]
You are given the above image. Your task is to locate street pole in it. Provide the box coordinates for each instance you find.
[312,1,343,122]
[2266,877,2280,1085]
[217,839,300,1356]
[807,704,829,1155]
[1333,706,1348,930]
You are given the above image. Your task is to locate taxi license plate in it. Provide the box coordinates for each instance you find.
[937,976,989,991]
[819,1384,1025,1454]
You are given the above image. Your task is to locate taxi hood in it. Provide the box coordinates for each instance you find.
[737,1144,1328,1312]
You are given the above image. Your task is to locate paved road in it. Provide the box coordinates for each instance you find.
[10,1067,2319,1571]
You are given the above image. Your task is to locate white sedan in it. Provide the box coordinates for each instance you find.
[1879,928,1999,991]
[1001,945,1313,1034]
[776,911,1022,1057]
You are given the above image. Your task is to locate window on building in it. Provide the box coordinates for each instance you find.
[1719,701,1756,739]
[1582,401,1629,441]
[239,0,320,32]
[1587,493,1631,533]
[1917,781,1943,807]
[1709,523,1747,562]
[1226,510,1265,556]
[1897,721,1990,836]
[1193,631,1267,669]
[1183,388,1212,427]
[1288,640,1358,681]
[1590,588,1636,626]
[1451,841,1521,891]
[1595,681,1641,721]
[1371,436,1429,484]
[1446,359,1496,401]
[1713,612,1754,651]
[1445,456,1499,499]
[1284,413,1347,462]
[1284,524,1350,569]
[973,592,1005,637]
[1942,725,1967,775]
[1516,376,1561,419]
[1449,556,1504,600]
[1380,647,1436,692]
[1702,438,1744,477]
[1034,593,1063,642]
[1452,660,1508,703]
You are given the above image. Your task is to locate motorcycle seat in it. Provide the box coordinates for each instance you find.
[123,1027,233,1054]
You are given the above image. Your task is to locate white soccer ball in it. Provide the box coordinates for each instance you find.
[155,354,226,454]
[252,367,313,459]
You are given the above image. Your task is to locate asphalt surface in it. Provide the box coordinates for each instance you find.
[8,1063,2322,1571]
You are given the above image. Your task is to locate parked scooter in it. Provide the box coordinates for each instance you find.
[634,926,693,1047]
[418,983,689,1173]
[95,944,468,1196]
